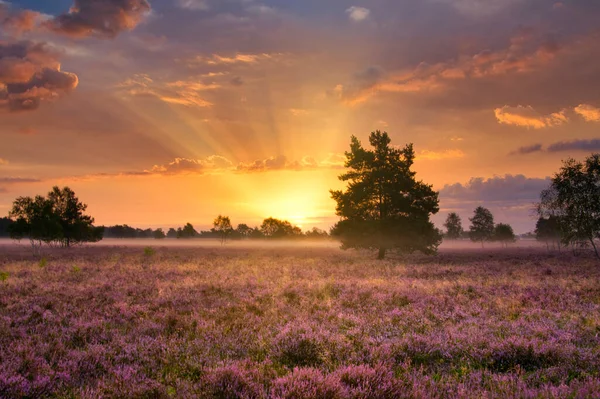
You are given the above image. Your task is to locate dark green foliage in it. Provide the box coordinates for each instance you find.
[535,216,562,250]
[494,223,516,247]
[178,223,197,238]
[330,131,441,259]
[153,228,166,239]
[444,212,463,240]
[538,154,600,258]
[0,217,12,237]
[260,218,302,239]
[469,207,495,247]
[8,187,102,254]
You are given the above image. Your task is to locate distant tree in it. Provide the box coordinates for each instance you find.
[153,228,166,239]
[330,131,441,259]
[249,227,264,239]
[235,224,254,239]
[213,215,233,244]
[305,227,329,239]
[494,223,516,247]
[469,207,495,247]
[9,195,62,255]
[536,154,600,258]
[9,187,102,254]
[178,223,197,239]
[261,218,302,239]
[535,216,562,251]
[444,212,463,240]
[0,217,12,237]
[46,187,103,247]
[167,228,177,238]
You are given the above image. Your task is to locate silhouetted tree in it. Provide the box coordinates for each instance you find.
[0,217,12,237]
[330,131,441,259]
[8,187,102,254]
[178,223,197,238]
[261,218,302,239]
[305,227,329,239]
[167,228,177,238]
[494,223,516,247]
[153,228,166,239]
[235,224,254,239]
[469,207,494,247]
[535,216,562,251]
[541,154,600,258]
[444,212,463,240]
[213,215,233,244]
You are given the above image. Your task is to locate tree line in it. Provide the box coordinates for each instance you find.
[101,218,329,242]
[5,131,600,259]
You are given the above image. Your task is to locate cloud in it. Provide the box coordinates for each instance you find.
[0,41,78,112]
[1,8,46,34]
[45,0,151,38]
[339,35,561,105]
[177,0,210,11]
[118,74,216,108]
[574,104,600,122]
[417,149,465,160]
[547,139,600,153]
[440,174,550,202]
[189,53,284,66]
[0,158,8,165]
[510,143,543,155]
[494,105,568,129]
[346,6,370,22]
[150,156,233,175]
[431,0,525,17]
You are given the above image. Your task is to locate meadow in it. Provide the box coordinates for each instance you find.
[0,241,599,398]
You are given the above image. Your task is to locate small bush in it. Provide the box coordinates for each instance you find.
[272,325,331,369]
[38,257,48,268]
[199,363,267,399]
[271,368,342,399]
[0,271,8,282]
[144,247,156,256]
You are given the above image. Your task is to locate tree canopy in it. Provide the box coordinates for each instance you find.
[469,206,495,247]
[330,131,441,259]
[8,187,102,254]
[494,223,516,247]
[444,212,463,240]
[535,154,600,257]
[213,215,233,244]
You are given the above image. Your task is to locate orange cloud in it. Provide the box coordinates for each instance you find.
[574,104,600,122]
[494,105,568,129]
[417,149,466,161]
[0,41,78,112]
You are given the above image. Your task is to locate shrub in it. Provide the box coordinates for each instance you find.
[144,247,156,257]
[271,368,342,399]
[272,324,335,369]
[334,364,405,399]
[199,363,267,399]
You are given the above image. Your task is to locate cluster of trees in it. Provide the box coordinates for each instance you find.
[99,218,330,243]
[534,154,600,258]
[6,187,103,255]
[443,208,516,247]
[0,217,12,237]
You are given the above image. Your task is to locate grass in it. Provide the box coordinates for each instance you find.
[0,244,599,397]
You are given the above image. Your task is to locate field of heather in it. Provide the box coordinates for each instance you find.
[1,242,600,398]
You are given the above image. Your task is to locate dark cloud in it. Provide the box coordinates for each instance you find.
[440,174,550,203]
[547,139,600,153]
[0,41,78,112]
[510,143,543,155]
[230,76,244,86]
[46,0,151,38]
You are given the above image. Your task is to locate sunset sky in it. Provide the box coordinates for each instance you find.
[1,0,600,233]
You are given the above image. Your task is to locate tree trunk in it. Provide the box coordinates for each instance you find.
[590,238,600,260]
[377,248,386,260]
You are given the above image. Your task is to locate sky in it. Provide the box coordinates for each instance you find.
[1,0,600,233]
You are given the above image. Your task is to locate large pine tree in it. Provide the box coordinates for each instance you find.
[330,131,441,259]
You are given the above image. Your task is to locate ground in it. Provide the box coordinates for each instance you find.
[0,240,599,398]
